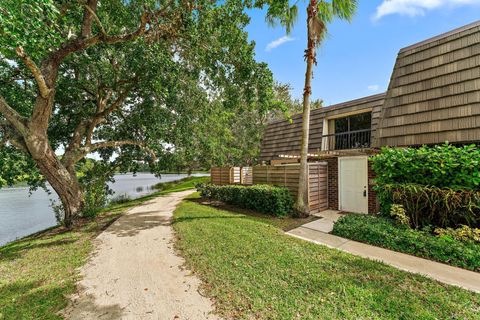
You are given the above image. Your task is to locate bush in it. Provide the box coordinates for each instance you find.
[332,214,480,272]
[371,143,480,189]
[389,204,410,226]
[435,225,480,244]
[371,144,480,228]
[383,184,480,228]
[196,184,294,217]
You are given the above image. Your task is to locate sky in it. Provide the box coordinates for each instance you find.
[245,0,480,106]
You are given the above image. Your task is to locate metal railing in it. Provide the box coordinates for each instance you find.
[322,129,372,151]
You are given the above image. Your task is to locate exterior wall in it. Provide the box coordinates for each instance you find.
[367,161,378,214]
[375,21,480,147]
[325,158,339,211]
[322,156,378,214]
[260,94,385,162]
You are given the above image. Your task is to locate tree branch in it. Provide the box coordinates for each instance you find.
[83,3,106,36]
[81,0,99,37]
[87,140,157,160]
[0,95,28,136]
[15,47,51,98]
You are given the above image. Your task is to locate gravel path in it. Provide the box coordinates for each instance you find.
[63,190,219,320]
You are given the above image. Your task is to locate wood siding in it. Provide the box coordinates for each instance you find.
[260,94,385,161]
[376,20,480,147]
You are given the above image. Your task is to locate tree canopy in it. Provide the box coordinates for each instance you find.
[0,0,291,225]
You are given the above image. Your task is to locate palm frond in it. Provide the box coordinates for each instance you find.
[264,2,298,34]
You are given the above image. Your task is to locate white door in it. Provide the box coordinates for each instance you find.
[338,156,368,213]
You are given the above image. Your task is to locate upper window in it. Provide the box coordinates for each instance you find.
[331,112,372,150]
[334,112,371,133]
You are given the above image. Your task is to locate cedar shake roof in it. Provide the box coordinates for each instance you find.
[375,20,480,147]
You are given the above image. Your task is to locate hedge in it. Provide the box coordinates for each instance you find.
[371,144,480,228]
[196,183,294,217]
[332,214,480,272]
[371,143,480,189]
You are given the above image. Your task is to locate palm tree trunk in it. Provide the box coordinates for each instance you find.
[295,0,317,216]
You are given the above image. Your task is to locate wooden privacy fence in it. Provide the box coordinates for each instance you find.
[211,167,253,185]
[211,163,328,213]
[252,165,300,196]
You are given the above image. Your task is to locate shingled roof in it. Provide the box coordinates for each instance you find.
[375,20,480,147]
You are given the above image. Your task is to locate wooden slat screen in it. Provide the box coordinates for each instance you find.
[210,167,232,185]
[308,163,328,213]
[252,165,301,196]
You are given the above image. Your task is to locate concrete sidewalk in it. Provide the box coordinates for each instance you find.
[287,218,480,293]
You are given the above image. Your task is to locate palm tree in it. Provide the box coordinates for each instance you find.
[267,0,357,216]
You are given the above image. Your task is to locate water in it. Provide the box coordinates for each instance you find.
[0,173,207,246]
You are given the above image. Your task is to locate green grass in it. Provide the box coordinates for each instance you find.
[332,214,480,272]
[0,214,117,319]
[153,175,209,192]
[173,194,480,320]
[0,177,207,320]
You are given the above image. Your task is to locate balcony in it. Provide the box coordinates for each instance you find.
[322,129,372,151]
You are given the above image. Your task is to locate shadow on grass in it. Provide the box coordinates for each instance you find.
[0,237,78,262]
[0,280,70,319]
[182,197,318,231]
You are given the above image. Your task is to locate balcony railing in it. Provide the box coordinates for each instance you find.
[322,129,372,151]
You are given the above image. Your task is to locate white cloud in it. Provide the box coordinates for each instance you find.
[265,36,295,52]
[374,0,480,20]
[368,84,380,91]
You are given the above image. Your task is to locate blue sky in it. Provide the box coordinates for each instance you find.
[245,0,480,106]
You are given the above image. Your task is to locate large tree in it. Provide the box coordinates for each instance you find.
[0,0,277,227]
[267,0,357,215]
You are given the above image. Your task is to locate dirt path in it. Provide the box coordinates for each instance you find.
[63,190,219,320]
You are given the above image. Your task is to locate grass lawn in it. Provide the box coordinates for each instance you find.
[173,194,480,320]
[0,175,208,320]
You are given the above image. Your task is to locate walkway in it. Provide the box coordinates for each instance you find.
[63,190,219,320]
[287,211,480,293]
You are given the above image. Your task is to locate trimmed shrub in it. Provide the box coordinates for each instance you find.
[196,183,294,217]
[332,214,480,272]
[371,143,480,189]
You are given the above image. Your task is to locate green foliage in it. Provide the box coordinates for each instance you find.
[389,204,410,226]
[0,0,283,209]
[75,159,114,218]
[0,145,43,188]
[371,144,480,228]
[371,144,480,189]
[435,225,480,244]
[332,214,480,272]
[197,184,293,217]
[382,184,480,229]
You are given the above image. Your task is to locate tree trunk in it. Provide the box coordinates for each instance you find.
[295,1,317,216]
[25,134,84,228]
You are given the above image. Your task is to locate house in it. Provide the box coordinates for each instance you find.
[259,20,480,214]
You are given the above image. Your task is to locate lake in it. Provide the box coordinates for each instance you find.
[0,173,207,246]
